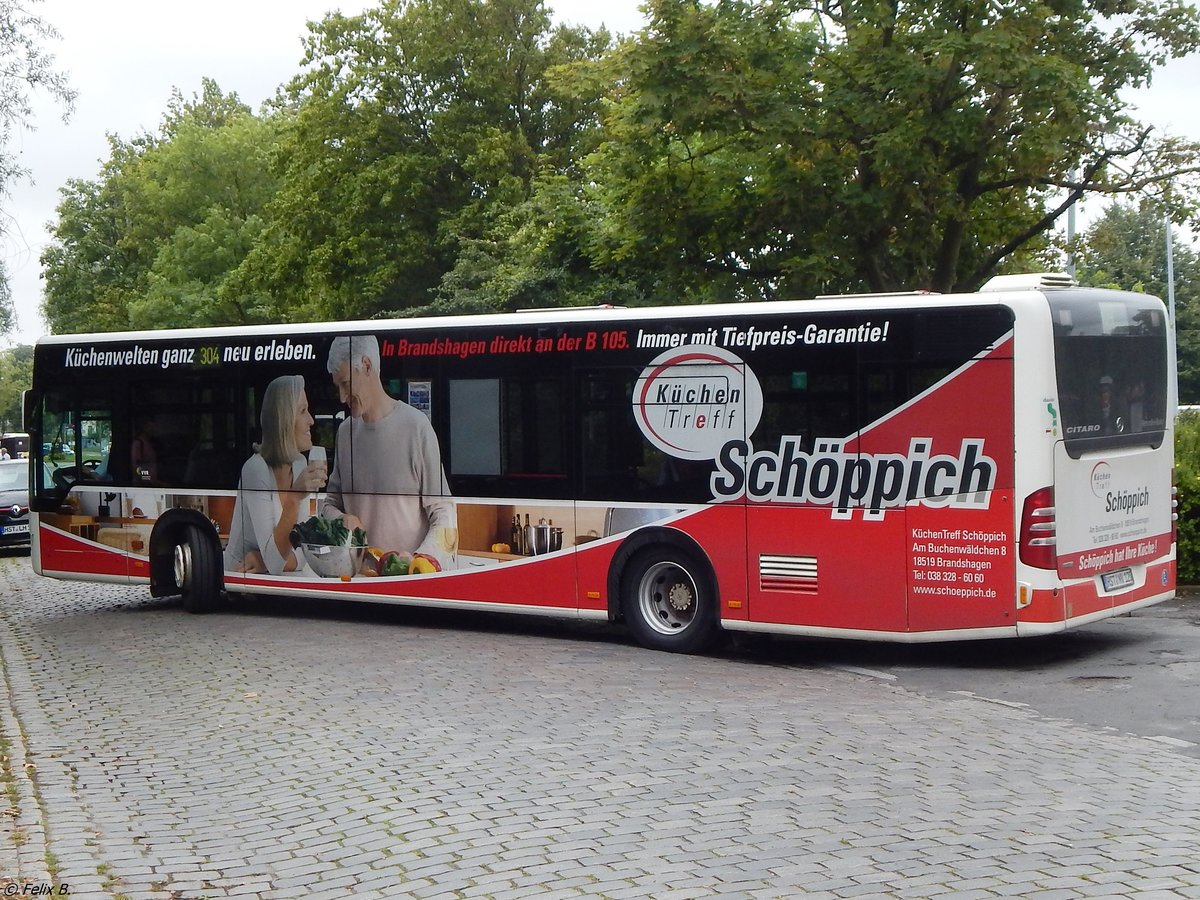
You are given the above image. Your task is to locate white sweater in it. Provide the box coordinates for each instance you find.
[321,401,456,561]
[224,453,309,575]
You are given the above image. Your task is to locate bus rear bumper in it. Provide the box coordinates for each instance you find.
[1016,556,1175,635]
[1016,587,1175,637]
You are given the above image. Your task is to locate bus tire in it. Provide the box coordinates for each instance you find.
[620,546,719,653]
[174,525,222,615]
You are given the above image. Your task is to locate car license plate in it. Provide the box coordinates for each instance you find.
[1,523,29,535]
[1101,567,1135,592]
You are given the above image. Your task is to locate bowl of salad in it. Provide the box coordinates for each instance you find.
[289,515,368,578]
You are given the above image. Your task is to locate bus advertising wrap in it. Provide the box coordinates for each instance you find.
[1053,446,1173,578]
[631,344,999,517]
[29,293,1174,642]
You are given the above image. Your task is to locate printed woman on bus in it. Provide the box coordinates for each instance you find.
[224,375,328,575]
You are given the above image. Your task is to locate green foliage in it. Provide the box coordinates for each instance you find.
[0,344,33,432]
[0,260,14,335]
[231,0,613,321]
[1175,412,1200,582]
[40,141,139,334]
[436,174,644,311]
[571,0,828,303]
[40,79,280,333]
[1075,200,1200,403]
[0,0,75,332]
[572,0,1200,299]
[35,0,1200,332]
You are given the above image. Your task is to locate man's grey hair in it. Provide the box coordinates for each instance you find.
[327,334,380,374]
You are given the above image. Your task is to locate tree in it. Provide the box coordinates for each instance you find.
[231,0,613,321]
[570,0,1200,302]
[1075,200,1200,402]
[436,173,646,312]
[0,0,74,334]
[41,80,281,333]
[0,343,32,432]
[41,137,153,334]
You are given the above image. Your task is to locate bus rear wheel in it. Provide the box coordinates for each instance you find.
[621,547,719,653]
[174,525,222,614]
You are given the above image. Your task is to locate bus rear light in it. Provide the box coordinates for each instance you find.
[1020,487,1057,570]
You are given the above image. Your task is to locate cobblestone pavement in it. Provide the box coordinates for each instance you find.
[1,555,1200,899]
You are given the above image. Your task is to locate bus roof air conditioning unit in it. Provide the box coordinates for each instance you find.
[979,272,1077,292]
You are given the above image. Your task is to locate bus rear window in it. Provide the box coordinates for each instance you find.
[1050,291,1168,458]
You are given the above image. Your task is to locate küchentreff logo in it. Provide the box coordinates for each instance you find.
[633,345,764,460]
[1090,461,1113,499]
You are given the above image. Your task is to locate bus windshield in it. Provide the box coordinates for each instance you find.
[1050,290,1168,458]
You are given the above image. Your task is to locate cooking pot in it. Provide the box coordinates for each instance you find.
[527,518,563,555]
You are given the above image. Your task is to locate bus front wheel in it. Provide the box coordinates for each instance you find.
[620,547,719,653]
[174,526,222,614]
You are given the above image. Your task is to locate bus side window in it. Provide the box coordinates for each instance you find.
[447,374,568,498]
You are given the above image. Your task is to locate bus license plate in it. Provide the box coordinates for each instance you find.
[1,523,29,535]
[1101,568,1135,592]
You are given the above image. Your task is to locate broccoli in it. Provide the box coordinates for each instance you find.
[289,515,367,548]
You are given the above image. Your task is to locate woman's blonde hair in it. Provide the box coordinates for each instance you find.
[260,375,305,467]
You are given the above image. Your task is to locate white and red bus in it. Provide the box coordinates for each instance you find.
[25,273,1175,651]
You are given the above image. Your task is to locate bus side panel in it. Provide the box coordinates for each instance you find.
[35,520,132,581]
[228,550,582,609]
[905,492,1017,631]
[862,345,1016,633]
[567,504,748,618]
[746,505,908,631]
[741,341,1017,635]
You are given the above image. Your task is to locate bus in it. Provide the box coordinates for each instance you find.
[24,273,1175,652]
[1,432,29,459]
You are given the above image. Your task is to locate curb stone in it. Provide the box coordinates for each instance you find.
[0,604,53,886]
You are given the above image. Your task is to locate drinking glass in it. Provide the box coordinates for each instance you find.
[308,445,327,481]
[436,526,459,569]
[307,446,328,510]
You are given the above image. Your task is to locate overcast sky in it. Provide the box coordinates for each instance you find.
[3,0,1197,346]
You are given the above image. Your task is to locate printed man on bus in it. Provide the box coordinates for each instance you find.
[321,334,457,567]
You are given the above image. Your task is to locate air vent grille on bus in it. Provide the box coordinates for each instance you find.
[759,554,818,593]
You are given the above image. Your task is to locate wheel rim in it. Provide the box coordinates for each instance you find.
[636,561,699,635]
[174,542,191,589]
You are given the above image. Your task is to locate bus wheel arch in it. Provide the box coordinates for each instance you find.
[609,527,721,653]
[150,509,224,614]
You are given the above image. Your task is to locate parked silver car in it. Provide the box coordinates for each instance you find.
[0,459,51,548]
